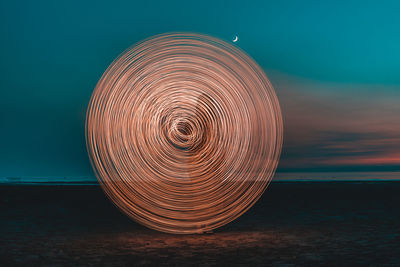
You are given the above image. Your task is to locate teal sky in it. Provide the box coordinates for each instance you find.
[1,0,399,179]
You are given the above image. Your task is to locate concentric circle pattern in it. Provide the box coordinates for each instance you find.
[86,33,283,234]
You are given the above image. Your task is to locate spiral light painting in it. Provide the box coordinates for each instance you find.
[86,33,283,234]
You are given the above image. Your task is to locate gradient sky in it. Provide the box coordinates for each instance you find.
[1,0,399,179]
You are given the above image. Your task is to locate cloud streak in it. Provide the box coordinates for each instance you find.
[270,72,400,171]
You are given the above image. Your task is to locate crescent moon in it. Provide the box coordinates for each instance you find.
[233,36,238,42]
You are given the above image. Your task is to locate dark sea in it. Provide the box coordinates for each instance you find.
[1,180,400,266]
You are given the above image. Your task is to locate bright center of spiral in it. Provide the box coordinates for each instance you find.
[177,121,191,135]
[168,117,198,150]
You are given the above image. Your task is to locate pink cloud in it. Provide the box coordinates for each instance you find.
[268,71,400,170]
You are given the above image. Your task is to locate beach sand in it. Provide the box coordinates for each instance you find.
[1,182,400,266]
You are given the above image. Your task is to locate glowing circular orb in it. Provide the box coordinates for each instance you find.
[86,33,283,234]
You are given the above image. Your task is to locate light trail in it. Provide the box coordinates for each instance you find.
[86,33,283,234]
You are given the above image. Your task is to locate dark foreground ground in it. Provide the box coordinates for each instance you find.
[1,182,400,266]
